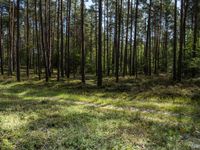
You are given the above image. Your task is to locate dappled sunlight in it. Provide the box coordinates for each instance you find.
[0,114,28,131]
[0,76,200,149]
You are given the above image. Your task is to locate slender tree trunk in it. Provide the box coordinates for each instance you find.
[97,0,103,87]
[116,0,122,82]
[103,1,106,74]
[164,13,168,73]
[144,0,152,75]
[39,0,49,82]
[26,0,30,78]
[72,0,77,78]
[133,0,139,77]
[48,0,52,77]
[60,0,64,77]
[16,0,20,81]
[183,0,188,63]
[57,0,60,81]
[95,0,98,76]
[0,9,3,75]
[113,1,118,76]
[44,0,50,79]
[192,0,198,77]
[129,0,133,76]
[8,0,13,76]
[34,0,41,80]
[120,19,124,74]
[173,0,177,80]
[66,0,71,78]
[11,2,15,73]
[81,0,85,84]
[106,0,110,76]
[123,0,130,77]
[89,13,93,66]
[178,0,184,81]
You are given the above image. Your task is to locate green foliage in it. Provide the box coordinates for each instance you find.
[0,76,200,149]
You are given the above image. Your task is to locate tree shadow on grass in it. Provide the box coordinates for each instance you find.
[15,110,116,149]
[12,103,198,149]
[0,96,76,113]
[1,77,200,117]
[0,85,199,150]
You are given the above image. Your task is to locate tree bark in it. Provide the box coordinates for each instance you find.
[97,0,102,87]
[81,0,85,84]
[26,0,30,78]
[123,0,130,77]
[173,0,177,80]
[39,0,49,82]
[16,0,20,81]
[133,0,139,77]
[0,9,3,75]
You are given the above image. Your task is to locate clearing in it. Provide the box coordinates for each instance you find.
[0,76,200,149]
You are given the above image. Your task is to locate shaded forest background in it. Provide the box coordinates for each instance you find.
[0,0,199,85]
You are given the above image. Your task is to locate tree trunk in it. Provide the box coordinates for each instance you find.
[177,0,184,81]
[26,0,30,78]
[144,0,152,76]
[66,0,71,78]
[173,0,177,81]
[97,0,102,87]
[60,0,64,77]
[192,0,198,77]
[133,0,139,77]
[39,0,49,82]
[81,0,85,84]
[16,0,20,81]
[123,0,130,77]
[106,0,110,76]
[0,9,3,75]
[116,0,122,82]
[57,0,60,81]
[34,0,41,80]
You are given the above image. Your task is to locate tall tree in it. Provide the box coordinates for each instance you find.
[173,0,177,80]
[39,0,49,82]
[113,1,118,77]
[57,0,60,81]
[8,0,14,76]
[177,0,184,81]
[144,0,152,75]
[123,0,130,77]
[60,0,64,77]
[44,0,50,78]
[192,0,198,77]
[48,0,52,77]
[95,0,98,76]
[34,0,41,80]
[66,0,71,78]
[163,5,169,73]
[97,0,102,86]
[81,0,85,84]
[116,0,122,82]
[26,0,30,78]
[0,8,3,75]
[133,0,139,76]
[16,0,20,81]
[106,0,110,76]
[129,0,133,76]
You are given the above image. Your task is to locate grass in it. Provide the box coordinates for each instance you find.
[0,75,200,149]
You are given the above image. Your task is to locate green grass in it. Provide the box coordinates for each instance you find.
[0,75,200,149]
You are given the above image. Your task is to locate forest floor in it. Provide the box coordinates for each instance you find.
[0,75,200,150]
